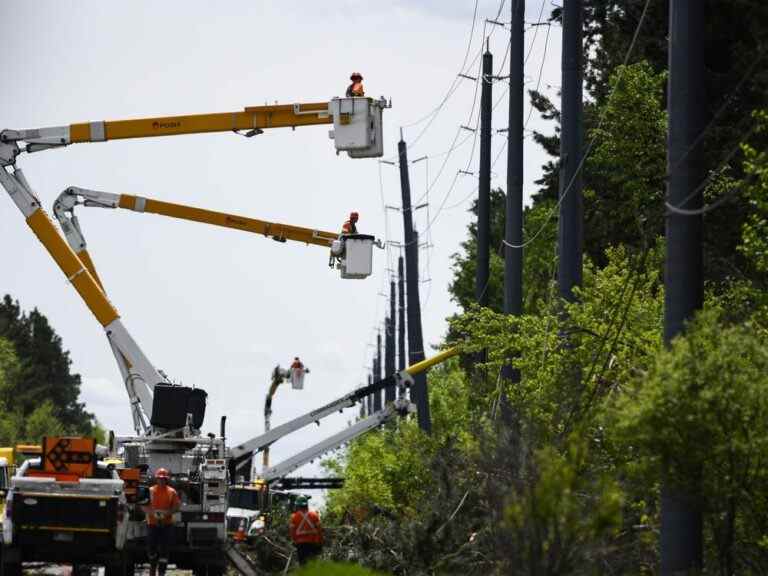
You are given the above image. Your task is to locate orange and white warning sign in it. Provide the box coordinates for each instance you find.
[42,436,96,478]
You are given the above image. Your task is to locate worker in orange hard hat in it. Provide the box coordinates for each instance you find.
[144,468,181,576]
[346,72,365,97]
[290,496,324,564]
[342,211,359,235]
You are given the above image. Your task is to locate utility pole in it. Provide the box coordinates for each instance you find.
[558,0,584,302]
[385,280,396,402]
[398,135,430,432]
[366,374,373,416]
[662,1,705,571]
[477,42,493,306]
[504,0,525,382]
[397,256,406,377]
[374,330,383,412]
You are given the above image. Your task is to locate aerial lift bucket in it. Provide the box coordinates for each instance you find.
[339,234,375,279]
[329,97,386,158]
[290,368,306,390]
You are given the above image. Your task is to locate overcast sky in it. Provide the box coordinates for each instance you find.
[0,1,560,496]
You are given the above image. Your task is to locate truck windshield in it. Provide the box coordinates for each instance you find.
[228,489,261,510]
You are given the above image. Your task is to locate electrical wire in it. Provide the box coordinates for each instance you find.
[502,0,653,250]
[665,123,761,216]
[400,0,483,143]
[421,0,552,229]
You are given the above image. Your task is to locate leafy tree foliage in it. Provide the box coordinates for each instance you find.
[0,336,73,445]
[739,110,768,276]
[610,307,768,572]
[311,4,768,575]
[0,295,94,434]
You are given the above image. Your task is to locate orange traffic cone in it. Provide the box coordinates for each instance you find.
[234,518,246,542]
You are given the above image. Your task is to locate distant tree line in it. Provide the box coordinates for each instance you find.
[0,295,103,446]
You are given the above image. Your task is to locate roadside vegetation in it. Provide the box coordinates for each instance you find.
[309,2,768,574]
[0,295,105,446]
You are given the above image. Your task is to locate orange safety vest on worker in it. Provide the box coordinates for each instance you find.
[290,509,324,544]
[147,484,181,527]
[341,219,358,234]
[346,81,364,97]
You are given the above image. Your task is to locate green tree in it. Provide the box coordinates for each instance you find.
[0,295,94,434]
[611,307,768,573]
[739,110,768,276]
[24,401,67,442]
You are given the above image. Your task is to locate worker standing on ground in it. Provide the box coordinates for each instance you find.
[144,468,181,576]
[289,496,324,565]
[342,211,359,234]
[346,72,365,97]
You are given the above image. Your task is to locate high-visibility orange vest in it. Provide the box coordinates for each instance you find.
[290,510,323,544]
[147,484,181,526]
[346,82,364,97]
[342,220,357,234]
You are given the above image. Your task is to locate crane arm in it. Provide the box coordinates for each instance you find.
[0,168,161,433]
[55,187,339,250]
[228,347,458,469]
[0,97,388,160]
[261,398,414,483]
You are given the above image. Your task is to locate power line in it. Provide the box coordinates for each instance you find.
[399,0,483,143]
[502,0,653,250]
[665,122,761,216]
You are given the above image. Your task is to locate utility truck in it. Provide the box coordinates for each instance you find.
[1,437,128,576]
[0,94,389,575]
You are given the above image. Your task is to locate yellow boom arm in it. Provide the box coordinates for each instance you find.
[54,187,374,288]
[115,193,338,248]
[0,97,387,161]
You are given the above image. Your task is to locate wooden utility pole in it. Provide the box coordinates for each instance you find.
[662,0,705,571]
[558,0,584,302]
[398,136,430,432]
[385,281,397,402]
[374,330,382,412]
[503,0,525,383]
[477,44,493,306]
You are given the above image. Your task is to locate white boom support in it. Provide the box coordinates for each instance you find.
[229,370,414,466]
[261,398,414,482]
[0,167,160,434]
[229,348,461,472]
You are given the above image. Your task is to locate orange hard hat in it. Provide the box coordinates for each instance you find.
[155,468,170,480]
[350,211,359,221]
[350,72,363,81]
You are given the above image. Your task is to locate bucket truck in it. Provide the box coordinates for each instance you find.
[223,348,458,540]
[0,95,389,576]
[229,347,458,478]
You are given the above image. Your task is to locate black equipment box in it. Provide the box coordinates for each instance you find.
[150,385,207,430]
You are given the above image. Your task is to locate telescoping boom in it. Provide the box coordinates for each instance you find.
[229,347,459,476]
[53,187,379,284]
[0,96,388,433]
